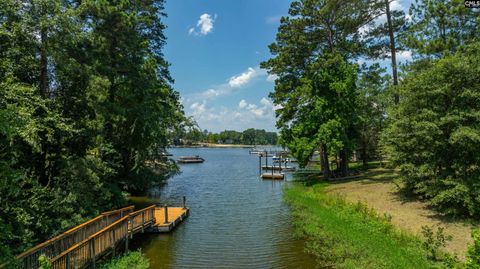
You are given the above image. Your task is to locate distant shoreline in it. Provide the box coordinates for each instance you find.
[171,143,279,149]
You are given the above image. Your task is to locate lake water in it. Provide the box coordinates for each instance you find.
[131,148,316,269]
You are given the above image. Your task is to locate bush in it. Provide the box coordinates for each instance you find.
[382,43,480,217]
[100,251,149,269]
[465,230,480,269]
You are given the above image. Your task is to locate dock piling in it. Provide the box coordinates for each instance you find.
[164,205,169,224]
[183,196,186,209]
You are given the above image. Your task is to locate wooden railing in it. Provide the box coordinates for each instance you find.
[50,205,156,269]
[17,206,134,269]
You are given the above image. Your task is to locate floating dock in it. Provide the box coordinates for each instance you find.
[261,165,296,171]
[261,173,285,180]
[149,207,189,233]
[177,155,205,163]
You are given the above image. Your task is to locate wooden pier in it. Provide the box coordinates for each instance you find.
[261,165,296,171]
[15,202,189,269]
[149,206,190,232]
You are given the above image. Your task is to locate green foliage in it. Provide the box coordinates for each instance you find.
[404,0,479,57]
[382,43,480,217]
[173,123,278,146]
[284,181,443,268]
[421,225,453,261]
[261,0,387,170]
[100,251,149,269]
[466,230,480,269]
[356,64,391,165]
[0,0,182,261]
[38,255,52,269]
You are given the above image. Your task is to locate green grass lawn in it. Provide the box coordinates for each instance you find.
[284,180,447,269]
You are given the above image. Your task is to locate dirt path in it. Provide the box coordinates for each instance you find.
[324,168,476,259]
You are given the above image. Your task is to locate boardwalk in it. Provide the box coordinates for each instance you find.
[15,205,189,269]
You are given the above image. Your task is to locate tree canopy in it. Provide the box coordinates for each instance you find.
[0,0,183,262]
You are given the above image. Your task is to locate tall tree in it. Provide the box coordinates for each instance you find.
[356,64,390,167]
[382,43,480,217]
[365,1,406,104]
[262,0,383,177]
[404,0,479,57]
[81,0,183,193]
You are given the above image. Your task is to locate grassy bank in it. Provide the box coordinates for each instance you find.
[284,180,446,268]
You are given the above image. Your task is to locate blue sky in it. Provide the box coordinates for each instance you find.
[162,0,413,133]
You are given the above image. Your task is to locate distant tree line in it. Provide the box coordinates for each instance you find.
[263,0,480,217]
[0,0,183,263]
[172,119,277,145]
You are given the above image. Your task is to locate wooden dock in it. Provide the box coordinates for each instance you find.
[261,165,296,171]
[149,207,190,232]
[15,203,189,269]
[261,173,285,180]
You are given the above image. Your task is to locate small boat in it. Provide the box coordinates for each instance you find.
[177,155,205,163]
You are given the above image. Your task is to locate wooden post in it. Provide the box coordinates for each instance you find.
[141,211,145,233]
[90,238,96,269]
[164,205,169,224]
[183,196,187,209]
[265,151,268,169]
[125,220,129,251]
[271,154,274,176]
[129,218,134,239]
[258,154,261,174]
[112,229,116,258]
[280,155,282,172]
[66,252,71,269]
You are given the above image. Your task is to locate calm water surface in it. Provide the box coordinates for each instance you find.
[131,148,316,269]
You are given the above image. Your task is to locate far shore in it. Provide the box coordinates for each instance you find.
[171,143,279,149]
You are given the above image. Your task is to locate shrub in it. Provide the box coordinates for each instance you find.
[101,251,149,269]
[382,43,480,217]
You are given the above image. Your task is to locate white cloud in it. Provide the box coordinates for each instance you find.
[397,50,413,61]
[229,67,258,88]
[260,97,271,106]
[187,97,278,132]
[202,88,221,98]
[266,74,279,82]
[189,13,216,36]
[190,102,206,114]
[390,0,403,11]
[190,66,268,101]
[238,99,248,109]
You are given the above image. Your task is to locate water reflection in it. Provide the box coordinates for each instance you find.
[130,148,315,269]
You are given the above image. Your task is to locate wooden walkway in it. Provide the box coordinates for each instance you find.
[16,205,189,269]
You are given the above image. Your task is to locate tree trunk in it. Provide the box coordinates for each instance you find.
[385,0,399,104]
[321,144,330,179]
[39,28,49,98]
[362,138,368,168]
[339,150,348,177]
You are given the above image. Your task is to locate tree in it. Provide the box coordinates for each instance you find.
[80,0,183,193]
[356,64,390,167]
[404,0,479,57]
[365,1,406,104]
[382,43,480,217]
[0,0,183,260]
[262,0,383,177]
